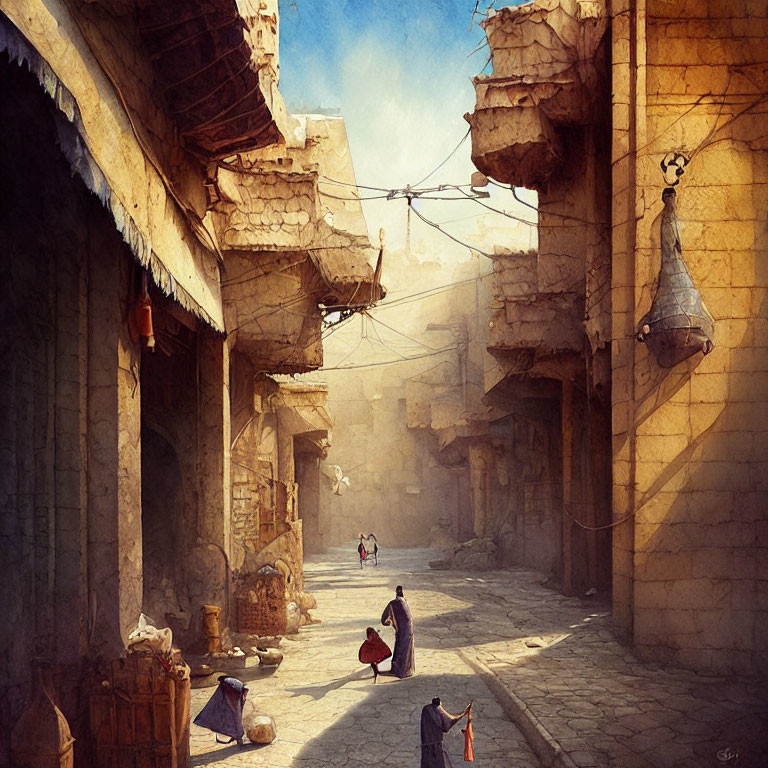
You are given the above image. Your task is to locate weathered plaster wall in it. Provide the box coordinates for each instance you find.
[611,0,768,674]
[223,252,324,373]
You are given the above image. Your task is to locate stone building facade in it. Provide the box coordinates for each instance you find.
[467,0,767,674]
[0,0,377,760]
[465,0,614,595]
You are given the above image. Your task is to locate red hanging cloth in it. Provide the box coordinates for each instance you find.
[462,704,474,762]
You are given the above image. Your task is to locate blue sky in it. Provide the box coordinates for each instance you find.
[279,0,489,117]
[277,0,534,256]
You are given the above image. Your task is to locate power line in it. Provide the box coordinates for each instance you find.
[320,345,457,372]
[319,175,391,193]
[322,272,493,312]
[363,311,440,352]
[486,180,607,226]
[408,200,494,257]
[319,189,392,202]
[451,185,538,226]
[412,127,471,188]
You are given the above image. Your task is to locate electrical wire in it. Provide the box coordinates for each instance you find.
[451,185,538,226]
[408,200,494,258]
[319,189,393,202]
[319,175,391,193]
[412,127,471,188]
[322,272,493,312]
[488,180,607,226]
[321,345,457,372]
[363,311,440,352]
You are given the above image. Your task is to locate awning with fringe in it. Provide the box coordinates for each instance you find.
[0,4,225,330]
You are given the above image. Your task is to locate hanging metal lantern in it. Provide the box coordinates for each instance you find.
[636,187,715,368]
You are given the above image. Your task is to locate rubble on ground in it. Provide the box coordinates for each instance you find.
[429,537,498,571]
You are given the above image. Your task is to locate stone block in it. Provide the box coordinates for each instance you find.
[694,608,756,651]
[703,287,752,320]
[633,607,670,642]
[718,318,752,348]
[637,402,690,438]
[728,371,768,403]
[647,36,700,65]
[690,460,752,492]
[729,347,768,372]
[634,461,665,495]
[648,64,731,95]
[682,490,736,523]
[690,372,728,403]
[612,401,630,436]
[634,581,670,610]
[697,431,754,463]
[639,521,706,553]
[753,579,768,611]
[686,402,723,437]
[751,286,768,317]
[668,578,727,610]
[635,550,692,581]
[750,433,768,462]
[690,547,735,579]
[612,482,630,515]
[704,521,759,548]
[722,402,768,432]
[730,251,758,287]
[684,251,731,288]
[702,220,755,251]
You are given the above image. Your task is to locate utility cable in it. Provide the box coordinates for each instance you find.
[408,200,494,258]
[363,311,440,352]
[412,127,471,188]
[321,345,457,372]
[451,185,538,226]
[322,272,493,312]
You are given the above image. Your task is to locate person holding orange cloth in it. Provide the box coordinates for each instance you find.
[358,626,391,682]
[420,697,472,768]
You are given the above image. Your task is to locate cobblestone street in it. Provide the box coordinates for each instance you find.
[191,548,767,768]
[190,547,539,767]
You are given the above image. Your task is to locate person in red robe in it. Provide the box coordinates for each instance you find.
[358,626,391,682]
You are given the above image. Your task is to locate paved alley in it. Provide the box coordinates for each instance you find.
[191,548,768,768]
[190,547,539,768]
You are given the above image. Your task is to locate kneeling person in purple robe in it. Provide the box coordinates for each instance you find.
[420,697,471,768]
[193,676,248,746]
[381,585,415,678]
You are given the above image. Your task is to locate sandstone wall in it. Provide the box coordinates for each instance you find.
[0,57,143,759]
[321,368,465,549]
[611,0,768,674]
[318,252,495,551]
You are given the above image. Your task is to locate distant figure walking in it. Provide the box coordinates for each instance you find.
[358,532,379,568]
[420,697,471,768]
[358,626,391,683]
[381,585,415,678]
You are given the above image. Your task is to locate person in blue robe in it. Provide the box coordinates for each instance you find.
[381,585,415,678]
[193,676,248,746]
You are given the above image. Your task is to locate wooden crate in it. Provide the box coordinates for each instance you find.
[90,654,190,768]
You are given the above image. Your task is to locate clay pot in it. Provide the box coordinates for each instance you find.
[10,660,74,768]
[201,605,222,653]
[244,714,277,744]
